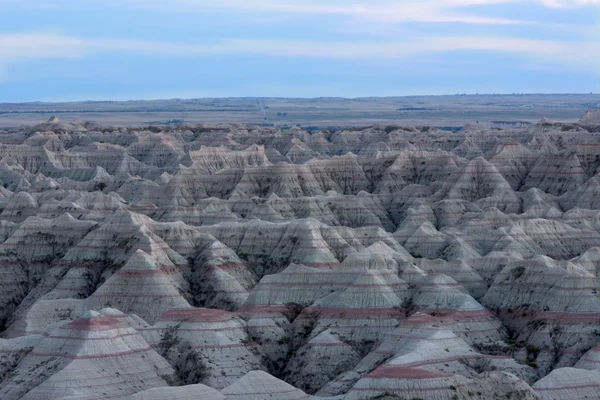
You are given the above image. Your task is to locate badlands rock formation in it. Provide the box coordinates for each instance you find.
[1,115,600,398]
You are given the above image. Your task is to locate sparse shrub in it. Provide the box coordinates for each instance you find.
[526,359,537,368]
[93,182,107,192]
[158,323,182,357]
[526,345,540,354]
[168,347,208,386]
[277,336,290,345]
[401,296,416,317]
[282,302,305,322]
[511,266,526,279]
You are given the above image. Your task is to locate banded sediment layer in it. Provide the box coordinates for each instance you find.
[1,112,600,399]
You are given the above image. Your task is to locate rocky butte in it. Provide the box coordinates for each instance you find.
[2,113,600,398]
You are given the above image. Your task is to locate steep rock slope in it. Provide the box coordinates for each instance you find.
[1,114,600,399]
[0,311,173,400]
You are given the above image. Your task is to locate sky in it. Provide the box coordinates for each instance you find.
[0,0,599,102]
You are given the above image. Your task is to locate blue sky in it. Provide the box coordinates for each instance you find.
[0,0,599,102]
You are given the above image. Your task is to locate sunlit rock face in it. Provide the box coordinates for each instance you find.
[2,115,600,399]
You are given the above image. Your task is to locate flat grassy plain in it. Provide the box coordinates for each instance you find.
[1,94,599,128]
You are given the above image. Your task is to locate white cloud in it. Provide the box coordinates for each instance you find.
[0,34,86,59]
[539,0,600,7]
[126,0,527,24]
[4,0,597,25]
[1,33,596,67]
[127,0,599,23]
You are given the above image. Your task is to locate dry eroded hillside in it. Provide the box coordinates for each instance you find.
[1,113,600,399]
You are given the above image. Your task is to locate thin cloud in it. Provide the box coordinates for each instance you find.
[540,0,600,7]
[0,34,86,59]
[4,0,597,24]
[126,0,599,24]
[125,0,527,25]
[1,33,596,69]
[5,0,596,26]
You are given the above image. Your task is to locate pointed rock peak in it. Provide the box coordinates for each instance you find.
[93,165,110,177]
[55,213,78,223]
[495,140,529,155]
[245,143,265,152]
[287,141,312,154]
[563,260,592,276]
[11,191,39,206]
[350,269,393,287]
[533,367,600,390]
[47,116,60,123]
[82,310,102,319]
[446,234,470,246]
[127,385,225,400]
[462,135,478,144]
[298,216,323,228]
[266,192,283,202]
[223,370,309,397]
[106,209,152,227]
[523,187,547,200]
[205,239,227,252]
[0,186,12,197]
[366,241,396,254]
[155,172,173,185]
[461,121,480,132]
[107,191,127,203]
[338,151,359,160]
[530,254,558,266]
[419,273,459,285]
[448,156,513,200]
[314,269,401,308]
[376,141,393,150]
[538,117,554,125]
[1,155,17,166]
[72,117,84,124]
[413,221,440,235]
[410,198,432,208]
[43,137,66,151]
[99,308,127,318]
[364,141,391,153]
[471,156,494,166]
[309,329,346,345]
[33,172,46,181]
[282,263,325,274]
[579,109,600,125]
[481,206,508,218]
[406,311,438,323]
[64,311,126,332]
[579,247,600,260]
[122,249,160,271]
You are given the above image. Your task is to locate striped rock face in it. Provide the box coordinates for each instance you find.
[532,368,600,400]
[2,114,600,399]
[0,311,173,400]
[220,370,312,400]
[123,383,225,400]
[139,308,266,390]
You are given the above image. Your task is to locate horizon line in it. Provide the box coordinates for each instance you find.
[1,92,599,105]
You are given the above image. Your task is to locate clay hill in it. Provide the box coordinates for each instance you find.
[1,113,600,398]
